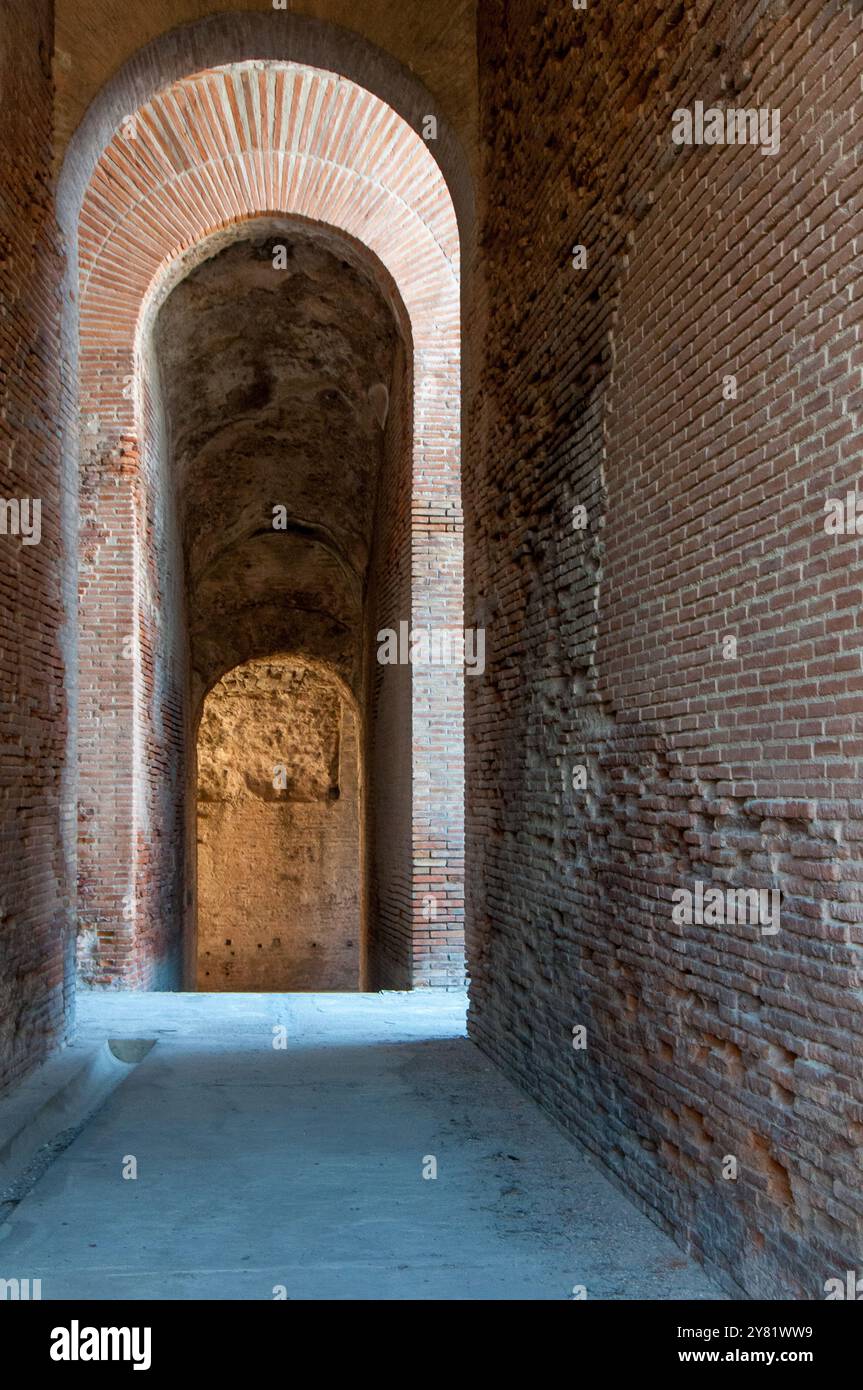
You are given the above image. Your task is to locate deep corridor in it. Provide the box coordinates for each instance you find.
[1,0,862,1305]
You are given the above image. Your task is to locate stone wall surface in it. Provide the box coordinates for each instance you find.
[52,0,478,179]
[467,0,863,1299]
[0,0,76,1092]
[197,658,361,991]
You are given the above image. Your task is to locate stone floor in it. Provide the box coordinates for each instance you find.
[0,992,724,1300]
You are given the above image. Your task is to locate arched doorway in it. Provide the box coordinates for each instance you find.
[63,30,469,995]
[197,656,362,992]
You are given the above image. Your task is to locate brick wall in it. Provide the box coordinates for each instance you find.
[411,318,466,990]
[77,255,187,989]
[136,331,188,987]
[468,0,863,1298]
[0,0,76,1091]
[365,328,467,991]
[365,343,416,989]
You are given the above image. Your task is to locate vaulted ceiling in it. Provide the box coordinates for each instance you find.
[154,227,400,708]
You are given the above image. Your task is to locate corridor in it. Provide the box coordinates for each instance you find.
[0,994,720,1301]
[2,0,862,1308]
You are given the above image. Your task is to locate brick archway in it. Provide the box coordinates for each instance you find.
[72,55,465,991]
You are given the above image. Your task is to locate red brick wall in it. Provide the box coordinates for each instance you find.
[366,328,466,991]
[136,337,188,987]
[77,271,188,988]
[365,343,415,989]
[0,0,76,1091]
[468,0,863,1298]
[411,328,466,989]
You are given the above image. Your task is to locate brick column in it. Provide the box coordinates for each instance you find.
[411,345,465,986]
[77,363,142,985]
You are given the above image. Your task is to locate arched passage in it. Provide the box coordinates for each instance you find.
[69,47,467,993]
[152,218,403,991]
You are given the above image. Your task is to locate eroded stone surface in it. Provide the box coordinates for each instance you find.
[196,657,361,991]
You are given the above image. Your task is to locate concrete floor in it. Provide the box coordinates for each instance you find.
[0,992,724,1300]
